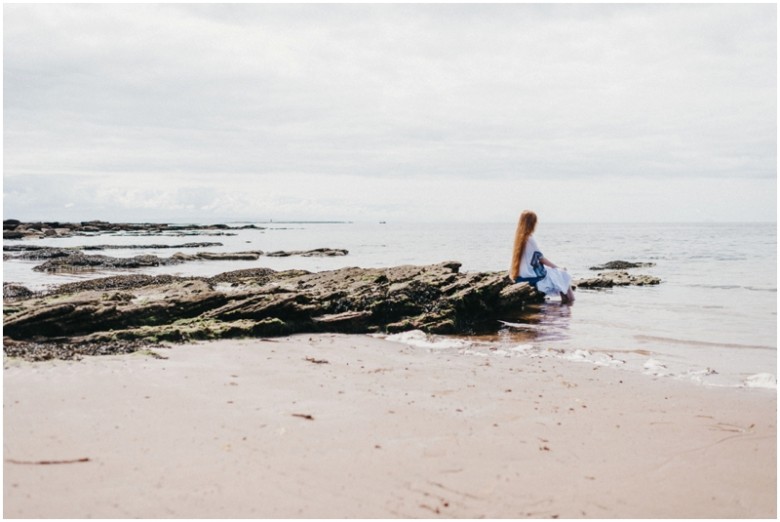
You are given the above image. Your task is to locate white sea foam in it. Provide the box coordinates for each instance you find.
[384,330,470,350]
[643,359,670,376]
[562,349,625,367]
[744,373,777,389]
[461,349,489,358]
[682,367,720,385]
[383,330,774,391]
[510,343,535,353]
[491,349,511,357]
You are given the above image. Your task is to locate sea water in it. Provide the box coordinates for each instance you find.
[3,221,776,389]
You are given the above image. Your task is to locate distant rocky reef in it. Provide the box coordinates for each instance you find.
[4,246,349,273]
[2,219,262,239]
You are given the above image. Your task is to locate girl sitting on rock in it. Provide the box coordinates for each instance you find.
[509,210,575,304]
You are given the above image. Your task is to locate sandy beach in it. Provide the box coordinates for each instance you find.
[3,334,776,518]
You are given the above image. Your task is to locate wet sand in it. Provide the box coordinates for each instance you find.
[3,334,776,518]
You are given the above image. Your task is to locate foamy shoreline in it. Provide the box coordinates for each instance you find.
[386,329,778,390]
[4,333,775,518]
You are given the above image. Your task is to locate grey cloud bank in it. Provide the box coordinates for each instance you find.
[3,4,776,222]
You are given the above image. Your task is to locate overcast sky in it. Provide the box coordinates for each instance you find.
[3,3,776,223]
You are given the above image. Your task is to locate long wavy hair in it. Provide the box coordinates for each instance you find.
[509,210,538,281]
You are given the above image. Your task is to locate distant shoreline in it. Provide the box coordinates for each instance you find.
[3,219,777,227]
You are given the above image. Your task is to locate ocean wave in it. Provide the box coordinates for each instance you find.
[685,284,742,290]
[635,335,775,351]
[683,283,777,292]
[687,255,748,261]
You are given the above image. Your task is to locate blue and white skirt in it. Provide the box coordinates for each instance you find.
[515,267,572,296]
[515,250,572,296]
[535,267,572,296]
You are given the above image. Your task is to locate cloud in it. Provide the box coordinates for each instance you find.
[3,4,776,222]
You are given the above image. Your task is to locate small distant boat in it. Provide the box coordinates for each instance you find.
[379,221,386,224]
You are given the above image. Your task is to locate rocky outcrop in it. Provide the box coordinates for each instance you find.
[589,260,655,270]
[3,262,540,359]
[6,248,349,273]
[171,251,263,262]
[266,248,349,257]
[2,220,264,239]
[3,283,35,300]
[32,253,181,272]
[576,259,660,288]
[575,271,661,288]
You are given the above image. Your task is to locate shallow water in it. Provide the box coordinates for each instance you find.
[3,221,776,389]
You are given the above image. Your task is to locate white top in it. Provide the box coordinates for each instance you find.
[519,236,543,278]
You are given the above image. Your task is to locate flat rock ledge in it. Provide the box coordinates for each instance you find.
[2,262,540,361]
[575,270,661,288]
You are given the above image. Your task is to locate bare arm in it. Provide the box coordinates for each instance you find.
[540,257,558,269]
